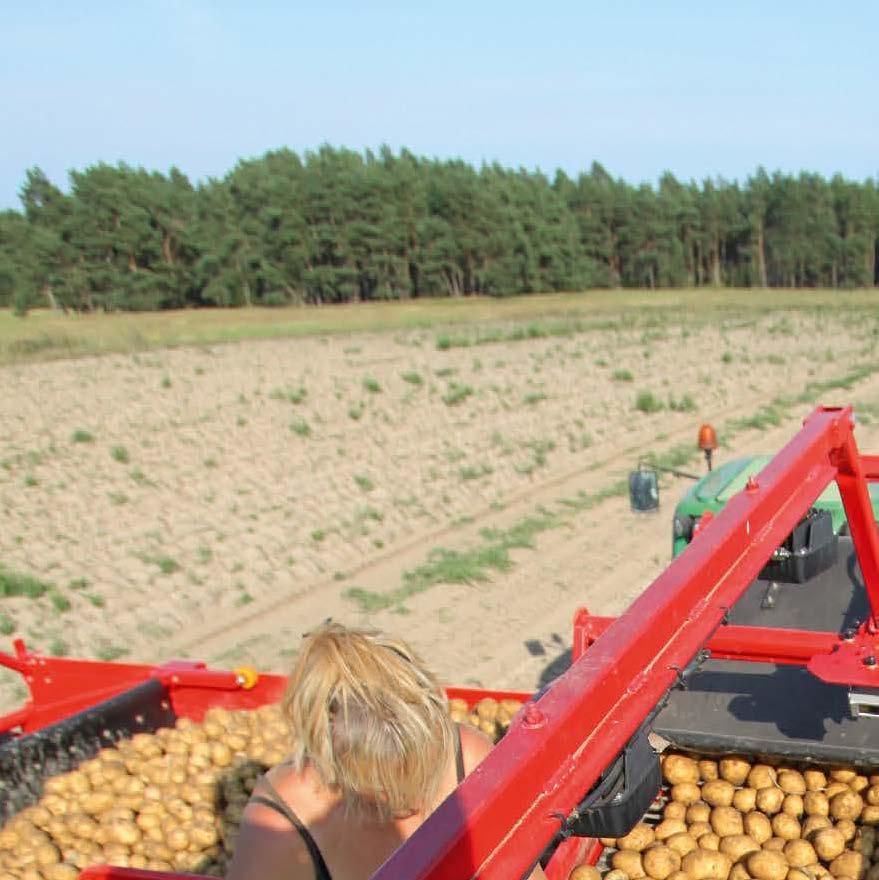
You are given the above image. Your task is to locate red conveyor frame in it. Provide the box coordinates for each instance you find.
[4,405,879,880]
[369,406,879,880]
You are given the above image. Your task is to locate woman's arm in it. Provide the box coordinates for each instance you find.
[226,786,318,880]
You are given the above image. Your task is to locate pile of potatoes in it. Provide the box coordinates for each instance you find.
[448,696,524,742]
[570,752,879,880]
[0,695,523,880]
[0,703,290,880]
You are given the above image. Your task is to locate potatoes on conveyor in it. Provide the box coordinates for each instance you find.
[570,752,879,880]
[0,696,524,880]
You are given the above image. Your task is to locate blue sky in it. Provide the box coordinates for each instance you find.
[2,1,877,210]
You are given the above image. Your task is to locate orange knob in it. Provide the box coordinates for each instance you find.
[234,666,259,690]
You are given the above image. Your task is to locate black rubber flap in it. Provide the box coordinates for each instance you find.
[0,678,175,821]
[567,721,661,837]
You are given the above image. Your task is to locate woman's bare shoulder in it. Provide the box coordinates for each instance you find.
[227,780,316,880]
[459,723,495,773]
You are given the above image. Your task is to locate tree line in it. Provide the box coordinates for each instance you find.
[1,146,877,312]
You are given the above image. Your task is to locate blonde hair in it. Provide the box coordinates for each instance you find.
[282,622,454,821]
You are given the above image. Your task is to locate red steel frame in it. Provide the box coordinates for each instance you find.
[370,406,879,880]
[5,406,879,880]
[0,638,529,739]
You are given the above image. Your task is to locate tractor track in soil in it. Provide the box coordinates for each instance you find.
[155,369,879,686]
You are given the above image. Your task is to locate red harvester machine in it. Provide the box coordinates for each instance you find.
[4,405,879,880]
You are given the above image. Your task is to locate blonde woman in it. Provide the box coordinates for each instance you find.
[228,622,547,880]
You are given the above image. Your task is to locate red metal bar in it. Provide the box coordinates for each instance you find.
[833,430,879,632]
[372,406,857,880]
[573,613,840,666]
[0,704,31,732]
[858,454,879,480]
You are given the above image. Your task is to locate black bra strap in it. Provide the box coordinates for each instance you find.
[252,777,333,880]
[454,723,465,783]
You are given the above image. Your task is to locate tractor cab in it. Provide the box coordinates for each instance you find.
[672,454,879,557]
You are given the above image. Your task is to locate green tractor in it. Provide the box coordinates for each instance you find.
[671,454,879,558]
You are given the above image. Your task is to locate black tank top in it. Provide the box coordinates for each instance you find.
[250,725,467,880]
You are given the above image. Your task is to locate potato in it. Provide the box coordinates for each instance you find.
[826,784,851,799]
[81,792,115,817]
[763,838,787,852]
[690,823,713,840]
[747,850,788,880]
[711,806,744,837]
[703,782,736,808]
[688,805,712,824]
[744,812,773,845]
[756,788,785,815]
[656,820,689,842]
[475,698,498,721]
[729,865,751,880]
[860,806,879,825]
[719,835,761,862]
[618,824,656,852]
[778,773,807,796]
[666,802,689,821]
[787,870,812,880]
[699,834,721,852]
[681,848,731,880]
[783,840,817,867]
[811,829,846,861]
[835,821,856,843]
[644,845,683,880]
[600,838,618,847]
[667,833,698,858]
[802,817,832,838]
[851,776,869,794]
[830,771,857,784]
[721,759,752,786]
[804,770,828,791]
[44,867,79,880]
[828,851,864,879]
[613,850,646,878]
[771,814,802,841]
[830,792,864,822]
[665,755,701,785]
[700,761,720,782]
[803,792,830,816]
[190,823,219,848]
[734,789,758,813]
[605,871,630,880]
[569,865,601,880]
[674,783,704,805]
[749,766,779,789]
[783,796,805,818]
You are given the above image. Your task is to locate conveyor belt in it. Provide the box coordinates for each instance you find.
[654,537,879,765]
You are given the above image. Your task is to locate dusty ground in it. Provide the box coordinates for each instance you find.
[2,306,879,711]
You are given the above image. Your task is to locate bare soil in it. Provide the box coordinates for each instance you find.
[1,308,878,711]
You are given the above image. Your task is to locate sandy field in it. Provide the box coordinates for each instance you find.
[2,303,879,712]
